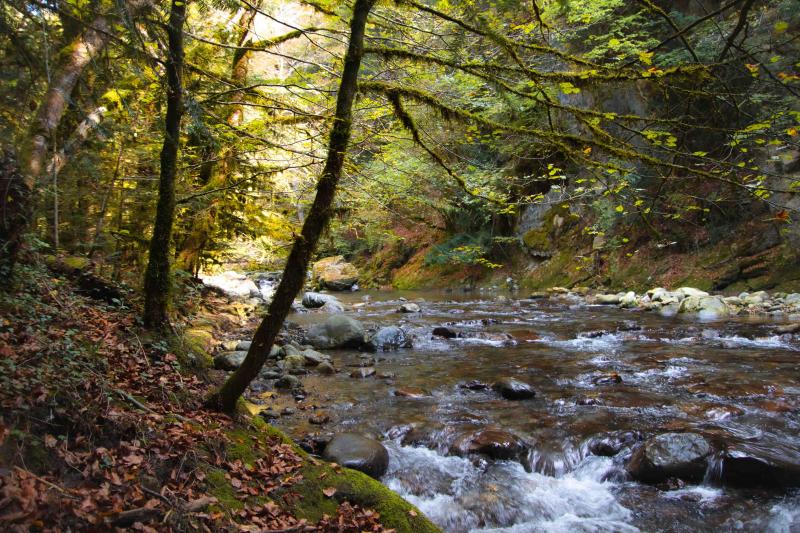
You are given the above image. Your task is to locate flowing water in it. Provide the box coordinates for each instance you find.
[258,290,800,532]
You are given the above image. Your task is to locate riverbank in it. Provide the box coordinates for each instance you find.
[0,258,437,532]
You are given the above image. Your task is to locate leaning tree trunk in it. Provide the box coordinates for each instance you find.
[142,0,187,329]
[207,0,376,413]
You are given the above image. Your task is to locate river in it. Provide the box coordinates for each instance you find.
[250,289,800,532]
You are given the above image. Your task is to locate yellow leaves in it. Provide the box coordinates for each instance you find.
[559,82,581,95]
[608,38,621,49]
[638,51,654,65]
[774,21,789,33]
[745,63,760,77]
[615,205,624,213]
[787,128,798,137]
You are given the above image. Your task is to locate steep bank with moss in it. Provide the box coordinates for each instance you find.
[0,258,439,532]
[353,210,800,294]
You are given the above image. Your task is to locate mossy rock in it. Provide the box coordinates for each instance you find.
[522,227,551,252]
[246,415,440,532]
[44,255,91,272]
[182,328,214,367]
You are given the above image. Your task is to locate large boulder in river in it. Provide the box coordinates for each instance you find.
[450,428,529,461]
[364,326,410,352]
[322,433,389,478]
[678,295,731,319]
[492,378,536,400]
[312,256,359,291]
[304,315,365,349]
[302,292,342,309]
[626,432,711,484]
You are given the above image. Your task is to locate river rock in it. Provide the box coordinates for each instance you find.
[316,361,336,375]
[299,348,330,366]
[775,323,800,334]
[199,271,260,299]
[274,374,302,390]
[312,256,359,291]
[588,431,644,457]
[626,432,711,484]
[492,378,536,400]
[213,351,247,370]
[785,293,800,304]
[304,315,365,349]
[399,302,421,313]
[365,326,410,352]
[595,293,622,305]
[350,367,376,379]
[743,291,769,305]
[719,440,800,488]
[309,412,331,425]
[280,354,306,371]
[678,295,731,319]
[619,291,638,308]
[432,326,458,339]
[677,287,709,299]
[302,291,342,309]
[322,433,389,478]
[394,387,427,398]
[282,344,302,358]
[234,340,252,351]
[451,428,529,461]
[591,372,623,385]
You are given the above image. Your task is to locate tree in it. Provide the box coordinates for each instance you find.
[206,0,376,412]
[142,0,188,329]
[0,0,151,282]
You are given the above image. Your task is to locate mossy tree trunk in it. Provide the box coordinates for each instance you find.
[175,6,258,275]
[142,0,187,329]
[206,0,376,412]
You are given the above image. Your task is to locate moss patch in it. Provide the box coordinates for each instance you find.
[244,415,440,532]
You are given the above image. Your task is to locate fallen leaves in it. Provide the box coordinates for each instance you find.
[0,266,399,532]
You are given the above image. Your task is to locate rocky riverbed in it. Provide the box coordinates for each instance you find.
[201,280,800,532]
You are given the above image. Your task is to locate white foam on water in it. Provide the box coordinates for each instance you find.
[764,499,800,533]
[537,333,624,352]
[662,486,723,505]
[663,330,797,350]
[384,443,637,533]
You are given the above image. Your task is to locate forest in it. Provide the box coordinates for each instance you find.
[1,0,799,531]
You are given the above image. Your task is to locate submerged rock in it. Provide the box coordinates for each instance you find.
[393,387,428,398]
[316,361,336,375]
[350,367,376,379]
[450,428,529,461]
[432,326,458,339]
[626,432,711,484]
[322,433,389,478]
[591,372,623,386]
[492,378,536,400]
[304,315,365,349]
